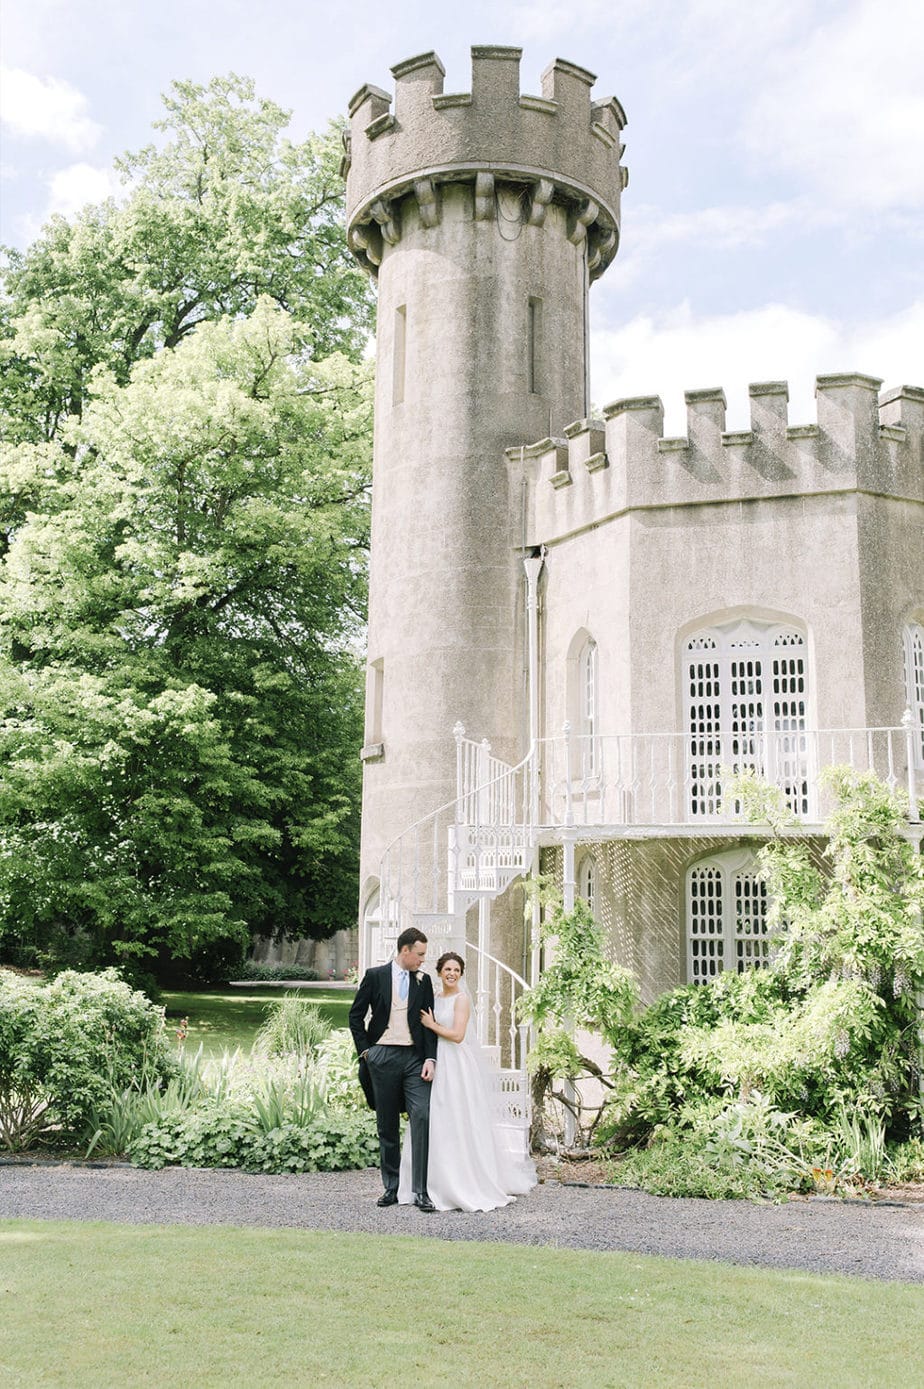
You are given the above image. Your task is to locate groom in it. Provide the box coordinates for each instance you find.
[349,926,438,1212]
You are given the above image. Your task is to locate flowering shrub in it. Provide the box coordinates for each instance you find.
[522,770,923,1196]
[0,968,172,1148]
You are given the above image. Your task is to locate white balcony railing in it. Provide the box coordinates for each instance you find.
[539,723,920,831]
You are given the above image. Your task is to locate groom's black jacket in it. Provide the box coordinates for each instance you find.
[349,963,438,1064]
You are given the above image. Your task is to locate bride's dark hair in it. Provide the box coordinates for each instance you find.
[435,951,465,975]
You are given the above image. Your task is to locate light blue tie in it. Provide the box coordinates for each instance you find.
[398,969,409,1001]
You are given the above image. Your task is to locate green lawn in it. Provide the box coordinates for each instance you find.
[2,1221,920,1387]
[161,987,352,1056]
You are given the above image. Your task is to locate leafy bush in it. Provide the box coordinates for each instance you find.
[520,770,923,1196]
[613,1093,831,1201]
[254,995,331,1058]
[596,770,924,1165]
[0,968,173,1148]
[82,1026,375,1173]
[314,1029,369,1111]
[238,962,321,982]
[128,1088,377,1173]
[84,1050,207,1158]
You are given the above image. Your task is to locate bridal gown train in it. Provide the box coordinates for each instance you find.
[397,993,537,1212]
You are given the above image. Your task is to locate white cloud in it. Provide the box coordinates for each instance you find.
[590,300,924,435]
[612,197,835,291]
[743,0,924,210]
[45,162,120,219]
[0,66,102,152]
[509,0,648,44]
[635,200,819,249]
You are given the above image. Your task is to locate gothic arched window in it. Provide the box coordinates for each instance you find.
[903,623,924,767]
[578,637,598,775]
[683,618,809,819]
[687,850,773,985]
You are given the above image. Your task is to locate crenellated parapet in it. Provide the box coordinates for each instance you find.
[342,46,626,280]
[512,376,924,545]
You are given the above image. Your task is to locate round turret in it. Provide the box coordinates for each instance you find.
[343,46,626,282]
[344,48,627,948]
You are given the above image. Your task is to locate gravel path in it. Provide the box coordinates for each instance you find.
[1,1162,921,1283]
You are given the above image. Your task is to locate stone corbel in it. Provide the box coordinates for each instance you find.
[567,198,598,246]
[369,198,400,246]
[527,178,554,227]
[349,222,382,268]
[474,171,495,220]
[587,224,616,276]
[414,178,441,228]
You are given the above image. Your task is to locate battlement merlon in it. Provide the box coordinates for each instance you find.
[341,47,626,280]
[508,377,924,546]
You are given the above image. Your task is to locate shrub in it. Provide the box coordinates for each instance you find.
[613,1093,833,1201]
[128,1094,377,1173]
[238,962,321,982]
[0,968,173,1148]
[87,1029,375,1172]
[83,1050,206,1158]
[314,1029,368,1111]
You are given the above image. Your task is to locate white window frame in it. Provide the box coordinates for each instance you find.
[903,623,924,768]
[578,637,598,777]
[683,618,810,820]
[686,848,773,985]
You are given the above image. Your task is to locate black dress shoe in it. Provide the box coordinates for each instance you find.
[413,1193,437,1213]
[376,1190,399,1207]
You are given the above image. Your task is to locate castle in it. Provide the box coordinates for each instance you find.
[339,46,922,1045]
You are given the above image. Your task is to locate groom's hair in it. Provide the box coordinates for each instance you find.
[396,926,427,951]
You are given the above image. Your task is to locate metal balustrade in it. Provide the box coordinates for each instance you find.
[539,721,920,832]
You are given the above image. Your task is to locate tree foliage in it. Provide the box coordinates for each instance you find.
[0,78,375,978]
[0,75,371,452]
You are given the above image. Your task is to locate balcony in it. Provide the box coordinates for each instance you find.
[536,722,921,840]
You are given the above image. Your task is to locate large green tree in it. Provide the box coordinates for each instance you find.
[0,79,374,980]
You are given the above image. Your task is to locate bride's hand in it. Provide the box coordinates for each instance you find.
[420,1008,436,1031]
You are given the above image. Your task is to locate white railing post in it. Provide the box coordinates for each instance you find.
[563,721,574,827]
[477,897,490,1044]
[903,710,920,821]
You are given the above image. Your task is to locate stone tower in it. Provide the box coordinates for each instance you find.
[342,47,627,933]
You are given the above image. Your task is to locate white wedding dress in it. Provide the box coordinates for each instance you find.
[397,992,537,1212]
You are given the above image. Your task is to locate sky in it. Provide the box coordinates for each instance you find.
[2,0,922,433]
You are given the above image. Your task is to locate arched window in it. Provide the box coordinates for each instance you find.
[578,637,598,775]
[683,618,809,818]
[903,623,924,767]
[578,856,597,918]
[362,888,385,967]
[687,849,772,985]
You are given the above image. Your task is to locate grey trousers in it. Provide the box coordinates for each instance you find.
[365,1044,431,1195]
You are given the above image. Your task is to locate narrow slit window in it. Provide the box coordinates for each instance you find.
[527,296,542,395]
[368,658,384,744]
[393,305,407,406]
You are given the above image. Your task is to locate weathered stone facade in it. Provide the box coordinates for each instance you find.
[344,47,924,998]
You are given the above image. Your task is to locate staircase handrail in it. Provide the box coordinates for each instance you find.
[378,739,538,867]
[464,940,532,1076]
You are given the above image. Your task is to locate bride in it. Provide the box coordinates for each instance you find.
[397,951,536,1212]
